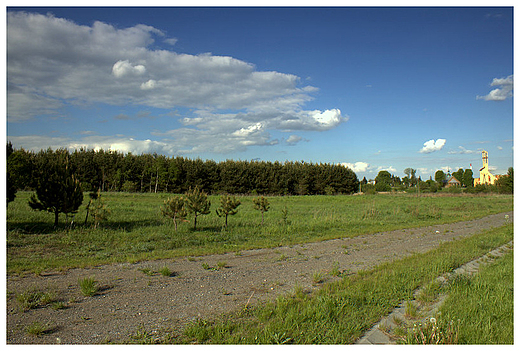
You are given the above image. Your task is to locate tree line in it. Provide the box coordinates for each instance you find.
[361,167,513,194]
[7,143,360,199]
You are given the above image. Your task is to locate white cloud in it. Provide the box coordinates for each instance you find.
[140,79,157,90]
[9,134,177,156]
[376,165,397,173]
[286,135,303,145]
[419,139,446,154]
[448,145,477,154]
[112,60,146,78]
[341,162,370,173]
[477,75,513,101]
[7,11,347,154]
[232,123,264,137]
[164,37,178,46]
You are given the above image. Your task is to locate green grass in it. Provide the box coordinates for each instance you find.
[25,321,54,337]
[435,250,513,344]
[78,276,98,297]
[7,191,512,274]
[159,266,173,277]
[16,289,57,311]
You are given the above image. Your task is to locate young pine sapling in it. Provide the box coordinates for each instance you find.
[216,195,241,228]
[184,186,211,230]
[161,196,188,231]
[253,196,270,225]
[90,191,110,229]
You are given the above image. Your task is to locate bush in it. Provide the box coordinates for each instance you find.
[361,184,376,194]
[375,182,391,192]
[122,180,138,192]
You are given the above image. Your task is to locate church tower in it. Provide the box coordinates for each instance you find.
[474,150,496,186]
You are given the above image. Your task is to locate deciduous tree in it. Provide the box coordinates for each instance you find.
[434,170,446,187]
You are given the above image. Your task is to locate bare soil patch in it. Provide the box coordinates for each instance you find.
[6,211,512,344]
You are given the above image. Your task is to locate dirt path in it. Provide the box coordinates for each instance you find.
[6,211,513,344]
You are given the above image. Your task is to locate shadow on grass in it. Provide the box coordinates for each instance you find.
[7,219,164,234]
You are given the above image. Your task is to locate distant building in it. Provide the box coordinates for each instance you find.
[446,176,461,187]
[474,150,503,186]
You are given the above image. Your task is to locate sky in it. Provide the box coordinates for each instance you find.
[5,5,514,181]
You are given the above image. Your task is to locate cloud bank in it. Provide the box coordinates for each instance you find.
[7,12,347,155]
[419,139,446,154]
[477,75,513,101]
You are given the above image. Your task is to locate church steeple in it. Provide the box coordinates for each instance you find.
[481,150,489,170]
[474,150,496,186]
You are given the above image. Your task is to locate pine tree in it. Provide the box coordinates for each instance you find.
[28,150,83,227]
[89,190,110,228]
[7,142,17,205]
[216,195,241,228]
[161,196,188,231]
[252,196,270,225]
[184,186,211,230]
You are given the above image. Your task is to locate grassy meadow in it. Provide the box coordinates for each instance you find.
[6,191,513,274]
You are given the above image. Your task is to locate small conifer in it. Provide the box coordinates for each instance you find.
[252,196,270,225]
[161,196,188,231]
[216,195,241,227]
[184,186,211,230]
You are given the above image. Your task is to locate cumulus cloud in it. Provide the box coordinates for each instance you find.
[419,139,446,154]
[7,11,347,154]
[112,60,146,77]
[341,162,370,173]
[477,75,513,101]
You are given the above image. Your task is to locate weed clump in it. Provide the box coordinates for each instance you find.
[16,289,56,311]
[26,321,54,337]
[78,276,98,297]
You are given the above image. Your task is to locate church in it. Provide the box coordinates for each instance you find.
[473,150,504,186]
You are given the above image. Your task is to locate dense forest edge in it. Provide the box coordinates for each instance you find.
[6,142,359,196]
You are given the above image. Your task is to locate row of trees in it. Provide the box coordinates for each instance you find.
[7,143,360,199]
[161,187,271,230]
[363,167,513,194]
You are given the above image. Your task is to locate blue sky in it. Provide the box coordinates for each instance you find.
[5,6,514,180]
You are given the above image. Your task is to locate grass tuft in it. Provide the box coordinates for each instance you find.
[26,321,53,337]
[78,276,98,297]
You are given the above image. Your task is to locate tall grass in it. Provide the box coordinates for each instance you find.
[180,224,513,344]
[435,250,513,344]
[7,191,512,274]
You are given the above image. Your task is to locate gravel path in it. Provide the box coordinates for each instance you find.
[6,211,513,344]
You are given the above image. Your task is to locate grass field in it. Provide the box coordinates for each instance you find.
[6,191,513,274]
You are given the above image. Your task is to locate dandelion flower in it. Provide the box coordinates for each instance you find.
[430,317,436,324]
